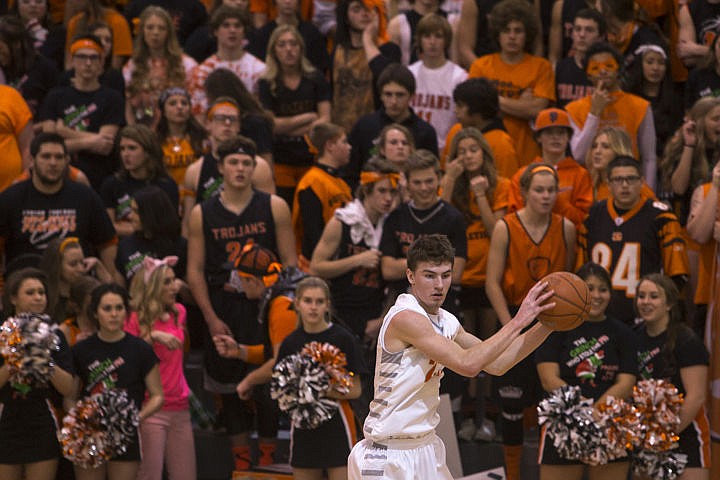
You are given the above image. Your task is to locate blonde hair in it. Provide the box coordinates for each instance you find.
[586,127,633,191]
[129,263,178,337]
[661,96,720,193]
[262,25,316,96]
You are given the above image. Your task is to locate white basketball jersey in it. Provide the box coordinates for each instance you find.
[362,294,461,443]
[408,61,468,149]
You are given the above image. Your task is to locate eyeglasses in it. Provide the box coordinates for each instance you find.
[212,114,240,124]
[608,175,641,185]
[73,53,101,63]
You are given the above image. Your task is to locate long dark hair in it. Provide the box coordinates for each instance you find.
[156,90,207,155]
[205,68,273,125]
[132,186,181,253]
[88,283,129,329]
[0,15,37,81]
[635,273,688,373]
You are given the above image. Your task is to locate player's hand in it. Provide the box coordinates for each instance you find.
[213,334,239,358]
[470,175,489,196]
[355,249,381,269]
[236,378,254,400]
[512,281,555,330]
[208,318,232,339]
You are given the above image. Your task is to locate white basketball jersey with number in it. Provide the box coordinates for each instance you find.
[408,61,468,150]
[362,294,461,443]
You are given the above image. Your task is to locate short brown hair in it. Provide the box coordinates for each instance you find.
[404,149,440,179]
[407,234,455,272]
[210,5,251,34]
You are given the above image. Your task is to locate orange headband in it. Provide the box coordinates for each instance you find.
[304,134,319,155]
[360,171,400,188]
[70,39,103,56]
[207,101,239,119]
[528,164,558,179]
[59,237,80,254]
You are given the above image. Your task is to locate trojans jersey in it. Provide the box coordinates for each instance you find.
[577,198,688,324]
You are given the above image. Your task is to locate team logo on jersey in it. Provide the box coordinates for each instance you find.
[612,231,623,242]
[527,256,551,281]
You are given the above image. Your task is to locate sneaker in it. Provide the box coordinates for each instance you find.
[457,418,476,442]
[474,418,496,442]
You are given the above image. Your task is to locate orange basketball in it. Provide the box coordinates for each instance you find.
[537,271,590,331]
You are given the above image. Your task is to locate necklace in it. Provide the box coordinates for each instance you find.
[408,200,443,225]
[168,135,185,153]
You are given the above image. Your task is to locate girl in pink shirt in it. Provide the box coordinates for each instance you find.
[126,256,195,480]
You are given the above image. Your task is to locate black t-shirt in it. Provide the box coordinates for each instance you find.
[115,233,187,282]
[380,200,467,294]
[0,179,117,259]
[635,325,708,396]
[277,323,368,380]
[535,317,638,400]
[57,68,126,96]
[555,57,593,109]
[259,72,331,167]
[72,333,158,409]
[100,174,179,221]
[685,67,720,110]
[0,326,74,402]
[8,54,59,117]
[689,0,720,47]
[242,113,274,156]
[38,85,124,190]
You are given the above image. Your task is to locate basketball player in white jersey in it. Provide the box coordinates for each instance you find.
[347,234,554,479]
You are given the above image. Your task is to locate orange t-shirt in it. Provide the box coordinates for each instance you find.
[460,177,510,287]
[468,53,556,167]
[0,86,32,193]
[565,91,649,159]
[694,183,717,305]
[66,10,133,58]
[442,123,520,179]
[508,156,593,226]
[162,137,199,187]
[502,212,568,306]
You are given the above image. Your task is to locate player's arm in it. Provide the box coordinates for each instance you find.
[186,205,230,336]
[677,6,707,67]
[252,156,276,194]
[181,161,201,238]
[485,220,512,325]
[563,218,576,270]
[498,93,549,121]
[389,281,552,377]
[456,0,479,68]
[271,195,298,267]
[547,0,563,66]
[381,255,407,281]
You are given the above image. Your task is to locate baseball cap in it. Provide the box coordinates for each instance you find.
[533,108,572,132]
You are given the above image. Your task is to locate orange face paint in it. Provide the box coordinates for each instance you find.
[586,57,619,76]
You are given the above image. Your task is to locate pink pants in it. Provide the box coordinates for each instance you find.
[138,409,196,480]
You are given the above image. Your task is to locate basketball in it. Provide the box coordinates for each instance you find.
[536,272,590,331]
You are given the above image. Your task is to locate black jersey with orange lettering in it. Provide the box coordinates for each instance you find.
[578,198,688,325]
[555,57,593,108]
[332,222,384,338]
[201,190,277,287]
[196,153,222,204]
